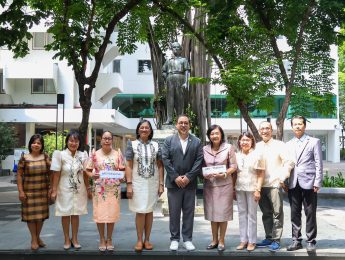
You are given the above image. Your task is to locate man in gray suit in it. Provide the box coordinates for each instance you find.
[162,115,203,251]
[286,116,323,252]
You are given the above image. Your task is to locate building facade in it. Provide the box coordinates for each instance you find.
[0,27,341,170]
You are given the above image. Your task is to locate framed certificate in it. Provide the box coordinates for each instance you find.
[99,170,125,179]
[202,165,226,177]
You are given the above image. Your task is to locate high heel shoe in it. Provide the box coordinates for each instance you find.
[134,241,143,252]
[38,239,46,248]
[99,240,107,252]
[71,241,82,250]
[64,239,72,250]
[236,242,248,250]
[106,239,114,251]
[144,241,153,250]
[31,243,39,251]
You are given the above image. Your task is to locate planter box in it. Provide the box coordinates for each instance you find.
[319,187,345,198]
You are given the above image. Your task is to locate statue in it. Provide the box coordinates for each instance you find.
[162,42,190,125]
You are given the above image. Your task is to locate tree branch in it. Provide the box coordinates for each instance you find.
[89,0,144,84]
[152,0,224,71]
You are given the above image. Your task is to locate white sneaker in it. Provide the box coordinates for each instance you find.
[183,241,196,251]
[170,240,179,251]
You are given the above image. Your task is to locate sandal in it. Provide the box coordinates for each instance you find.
[106,239,114,251]
[144,241,153,250]
[236,242,248,250]
[134,241,143,252]
[99,239,106,252]
[247,243,256,252]
[38,239,46,248]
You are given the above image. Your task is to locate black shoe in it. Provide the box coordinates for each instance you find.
[287,241,303,251]
[306,242,316,252]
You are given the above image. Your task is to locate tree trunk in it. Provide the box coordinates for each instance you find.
[238,100,261,142]
[147,22,166,129]
[188,8,210,145]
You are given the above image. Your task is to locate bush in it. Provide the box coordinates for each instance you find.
[43,132,66,158]
[323,172,345,188]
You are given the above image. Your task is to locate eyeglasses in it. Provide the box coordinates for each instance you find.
[102,137,113,141]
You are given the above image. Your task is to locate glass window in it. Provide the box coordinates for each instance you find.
[0,72,4,94]
[45,79,56,93]
[32,79,44,93]
[138,60,152,73]
[46,33,54,44]
[113,60,121,73]
[32,32,45,49]
[32,79,56,94]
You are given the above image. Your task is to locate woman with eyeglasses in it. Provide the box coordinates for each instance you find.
[235,132,265,252]
[50,131,89,250]
[125,120,164,252]
[17,134,51,250]
[85,131,125,252]
[203,125,237,251]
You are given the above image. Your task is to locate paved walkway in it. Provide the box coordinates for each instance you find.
[0,174,344,257]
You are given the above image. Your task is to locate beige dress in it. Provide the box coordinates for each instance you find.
[203,143,237,222]
[87,149,125,223]
[51,149,88,216]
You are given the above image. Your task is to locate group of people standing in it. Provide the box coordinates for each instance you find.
[17,114,322,253]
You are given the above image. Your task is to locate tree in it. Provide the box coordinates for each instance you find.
[2,0,143,150]
[152,0,345,141]
[339,13,345,152]
[0,123,18,172]
[0,0,45,57]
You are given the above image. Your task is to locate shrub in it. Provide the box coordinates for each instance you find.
[323,172,345,188]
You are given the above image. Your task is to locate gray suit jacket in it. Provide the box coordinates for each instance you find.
[162,133,203,189]
[287,135,323,189]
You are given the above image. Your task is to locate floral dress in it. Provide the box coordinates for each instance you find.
[87,149,125,223]
[50,149,88,216]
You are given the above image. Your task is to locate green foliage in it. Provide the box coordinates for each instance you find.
[43,132,65,158]
[323,172,345,188]
[0,123,18,160]
[185,104,198,136]
[339,20,345,130]
[0,0,46,57]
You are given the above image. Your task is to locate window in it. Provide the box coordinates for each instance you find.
[0,72,4,94]
[32,32,54,49]
[138,60,152,73]
[113,60,121,73]
[31,79,56,94]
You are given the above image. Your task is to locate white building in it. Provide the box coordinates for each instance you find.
[0,28,341,170]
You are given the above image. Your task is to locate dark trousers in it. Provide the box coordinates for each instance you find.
[288,181,317,244]
[167,188,196,242]
[259,187,284,241]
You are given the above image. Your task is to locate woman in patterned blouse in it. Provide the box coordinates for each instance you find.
[17,134,51,250]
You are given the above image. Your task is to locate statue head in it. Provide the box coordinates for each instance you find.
[171,42,182,56]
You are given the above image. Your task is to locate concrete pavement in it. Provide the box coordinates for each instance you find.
[0,173,344,258]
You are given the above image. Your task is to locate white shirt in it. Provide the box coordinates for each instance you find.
[256,138,294,188]
[178,134,189,154]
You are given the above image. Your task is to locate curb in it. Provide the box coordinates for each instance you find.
[318,187,345,198]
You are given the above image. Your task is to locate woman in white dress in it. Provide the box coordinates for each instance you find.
[125,120,164,252]
[50,131,89,250]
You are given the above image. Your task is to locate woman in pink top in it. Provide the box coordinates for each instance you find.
[203,125,237,251]
[86,131,125,252]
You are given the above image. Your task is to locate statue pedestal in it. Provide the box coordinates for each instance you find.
[153,128,175,217]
